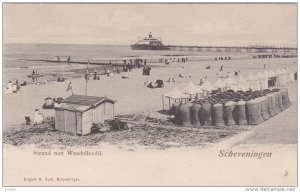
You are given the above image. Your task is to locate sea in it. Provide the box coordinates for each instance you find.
[3,43,295,86]
[3,43,243,68]
[3,43,242,85]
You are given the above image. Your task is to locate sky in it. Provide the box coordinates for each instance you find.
[3,3,297,47]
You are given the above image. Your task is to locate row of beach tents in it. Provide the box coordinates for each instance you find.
[164,67,295,102]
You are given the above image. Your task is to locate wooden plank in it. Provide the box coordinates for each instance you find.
[55,110,65,132]
[64,110,69,133]
[63,110,76,134]
[69,112,77,135]
[82,109,93,117]
[81,112,92,135]
[76,112,82,135]
[55,111,59,131]
[82,114,93,123]
[104,103,114,120]
[94,104,104,123]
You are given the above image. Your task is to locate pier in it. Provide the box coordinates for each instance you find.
[165,45,297,54]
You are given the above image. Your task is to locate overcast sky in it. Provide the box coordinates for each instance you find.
[3,3,297,46]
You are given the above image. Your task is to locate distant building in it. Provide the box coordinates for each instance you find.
[54,94,115,135]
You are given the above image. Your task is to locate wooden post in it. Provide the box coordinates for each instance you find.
[85,79,88,96]
[85,60,89,96]
[162,94,165,112]
[113,104,115,119]
[169,98,171,110]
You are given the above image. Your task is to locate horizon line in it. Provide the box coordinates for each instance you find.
[3,42,298,49]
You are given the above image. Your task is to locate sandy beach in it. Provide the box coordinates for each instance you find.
[2,3,298,188]
[3,57,297,130]
[3,56,298,186]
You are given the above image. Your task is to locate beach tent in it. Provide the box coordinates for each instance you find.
[181,81,202,98]
[282,68,291,84]
[257,72,268,90]
[267,69,277,87]
[263,70,271,88]
[164,85,188,110]
[282,68,289,83]
[268,69,276,78]
[277,68,286,86]
[248,72,260,91]
[237,74,249,91]
[287,67,295,83]
[200,80,215,96]
[263,70,270,78]
[214,79,226,91]
[224,76,238,90]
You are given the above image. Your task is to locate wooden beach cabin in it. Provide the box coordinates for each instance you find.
[54,94,115,135]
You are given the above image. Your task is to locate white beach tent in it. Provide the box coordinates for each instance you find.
[287,67,295,83]
[267,69,278,87]
[214,79,226,91]
[263,70,271,88]
[263,70,270,78]
[257,72,268,90]
[248,72,260,91]
[277,68,286,86]
[164,85,188,110]
[237,74,249,91]
[181,81,202,98]
[224,76,238,90]
[282,68,290,84]
[268,69,276,78]
[200,80,214,96]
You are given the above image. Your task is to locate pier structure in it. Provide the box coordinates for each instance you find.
[166,45,297,54]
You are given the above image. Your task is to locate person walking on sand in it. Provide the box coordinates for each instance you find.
[220,65,223,71]
[66,81,73,95]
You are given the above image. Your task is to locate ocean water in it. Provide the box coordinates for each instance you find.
[3,43,296,86]
[3,43,243,68]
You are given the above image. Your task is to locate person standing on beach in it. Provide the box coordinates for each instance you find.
[32,70,35,82]
[93,70,97,80]
[199,79,203,86]
[66,81,73,95]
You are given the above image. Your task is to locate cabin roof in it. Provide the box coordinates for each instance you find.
[62,94,115,106]
[54,94,115,112]
[54,103,91,112]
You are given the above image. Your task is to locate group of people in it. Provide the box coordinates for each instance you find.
[123,58,147,69]
[164,57,188,65]
[4,79,23,94]
[215,56,231,61]
[24,109,44,126]
[143,67,151,75]
[31,69,39,82]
